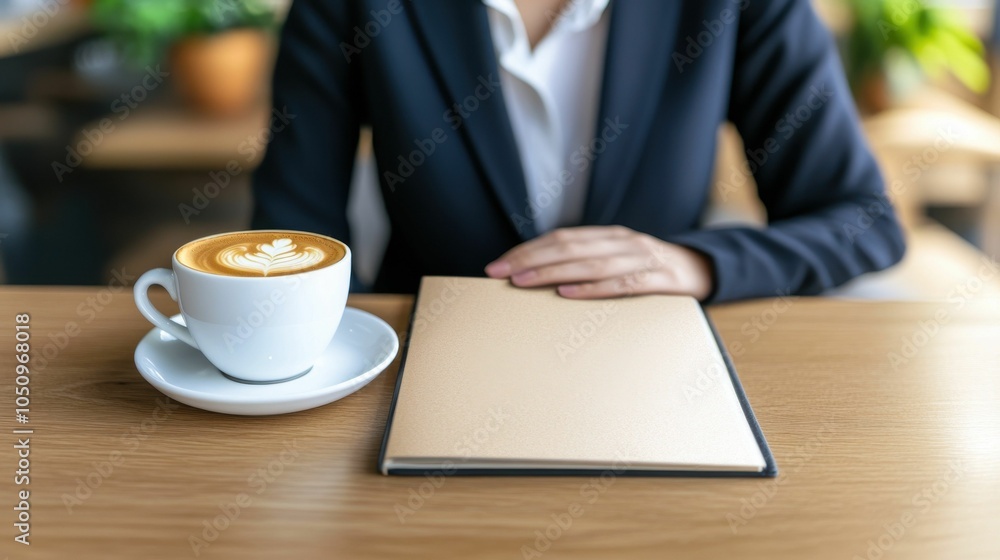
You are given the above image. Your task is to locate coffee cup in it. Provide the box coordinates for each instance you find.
[133,230,351,384]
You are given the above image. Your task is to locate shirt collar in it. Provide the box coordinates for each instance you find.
[483,0,611,35]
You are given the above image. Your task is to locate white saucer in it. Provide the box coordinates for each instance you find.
[134,308,399,415]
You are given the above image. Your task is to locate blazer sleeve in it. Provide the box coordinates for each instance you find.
[666,0,906,303]
[250,0,362,245]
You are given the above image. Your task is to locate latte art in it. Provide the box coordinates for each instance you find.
[176,231,346,277]
[218,239,325,277]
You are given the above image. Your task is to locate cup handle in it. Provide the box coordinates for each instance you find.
[134,268,198,348]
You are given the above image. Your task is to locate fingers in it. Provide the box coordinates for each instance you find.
[557,247,715,301]
[509,255,650,287]
[486,226,636,278]
[483,226,715,301]
[557,272,677,299]
[503,238,643,278]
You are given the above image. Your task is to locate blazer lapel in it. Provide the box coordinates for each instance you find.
[407,1,536,239]
[583,1,684,225]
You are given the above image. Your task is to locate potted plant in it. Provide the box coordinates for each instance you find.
[91,0,277,117]
[841,0,990,113]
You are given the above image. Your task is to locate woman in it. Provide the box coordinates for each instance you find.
[252,0,905,302]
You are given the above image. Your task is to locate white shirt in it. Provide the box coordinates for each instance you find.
[483,0,611,233]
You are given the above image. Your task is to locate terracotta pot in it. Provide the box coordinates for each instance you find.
[170,28,271,117]
[857,72,893,115]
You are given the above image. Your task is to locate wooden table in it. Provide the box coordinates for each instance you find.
[1,287,998,559]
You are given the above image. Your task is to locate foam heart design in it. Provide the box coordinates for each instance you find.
[260,238,293,256]
[217,238,326,276]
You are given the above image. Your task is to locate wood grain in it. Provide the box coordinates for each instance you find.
[0,287,998,559]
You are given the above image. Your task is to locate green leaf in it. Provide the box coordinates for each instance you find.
[90,0,277,65]
[840,0,990,97]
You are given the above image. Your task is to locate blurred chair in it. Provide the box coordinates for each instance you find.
[851,87,1000,299]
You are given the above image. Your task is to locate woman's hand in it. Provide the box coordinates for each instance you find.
[485,226,715,301]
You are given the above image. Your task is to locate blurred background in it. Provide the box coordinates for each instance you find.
[1,0,1000,299]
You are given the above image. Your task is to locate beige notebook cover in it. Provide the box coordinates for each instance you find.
[379,277,774,476]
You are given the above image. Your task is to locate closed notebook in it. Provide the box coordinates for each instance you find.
[378,276,776,477]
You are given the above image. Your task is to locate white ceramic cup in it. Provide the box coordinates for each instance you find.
[133,231,351,384]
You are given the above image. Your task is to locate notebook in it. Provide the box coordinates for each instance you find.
[378,276,776,477]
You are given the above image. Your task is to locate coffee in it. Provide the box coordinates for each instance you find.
[176,231,345,277]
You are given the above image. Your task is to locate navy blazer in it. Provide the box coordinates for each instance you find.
[251,0,906,302]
